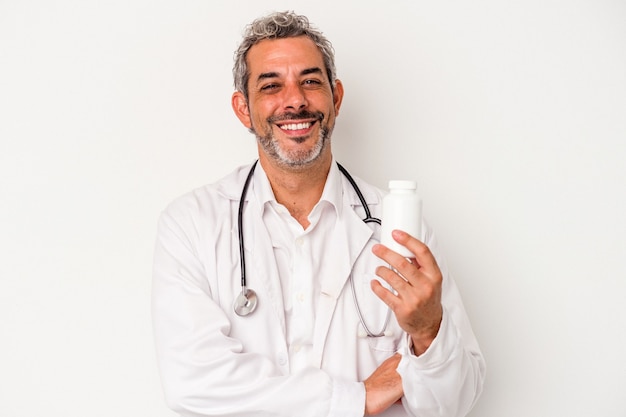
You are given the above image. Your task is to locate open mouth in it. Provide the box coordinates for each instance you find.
[270,111,324,135]
[279,121,313,131]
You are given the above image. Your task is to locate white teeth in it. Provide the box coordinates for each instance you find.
[281,122,311,131]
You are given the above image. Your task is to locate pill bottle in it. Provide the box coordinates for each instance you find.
[380,180,422,258]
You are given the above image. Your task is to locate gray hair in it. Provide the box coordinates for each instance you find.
[233,11,337,100]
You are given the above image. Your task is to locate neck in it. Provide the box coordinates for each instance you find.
[259,152,332,229]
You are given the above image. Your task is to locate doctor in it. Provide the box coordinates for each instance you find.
[152,11,485,417]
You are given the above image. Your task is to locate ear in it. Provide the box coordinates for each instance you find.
[333,79,344,117]
[231,91,252,129]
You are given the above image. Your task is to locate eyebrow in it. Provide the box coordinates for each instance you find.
[301,67,323,76]
[257,72,279,82]
[256,67,324,83]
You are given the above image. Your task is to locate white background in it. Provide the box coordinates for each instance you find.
[1,1,625,416]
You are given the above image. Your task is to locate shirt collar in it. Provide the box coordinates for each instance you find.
[252,158,343,219]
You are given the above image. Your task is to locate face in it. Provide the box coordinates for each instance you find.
[232,36,344,170]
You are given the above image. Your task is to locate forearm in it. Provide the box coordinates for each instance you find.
[152,271,367,417]
[152,213,365,417]
[397,311,486,417]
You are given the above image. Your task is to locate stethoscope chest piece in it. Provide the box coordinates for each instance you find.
[233,288,258,317]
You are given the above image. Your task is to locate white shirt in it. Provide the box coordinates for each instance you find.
[256,162,343,372]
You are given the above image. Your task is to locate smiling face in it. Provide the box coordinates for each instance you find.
[232,36,344,171]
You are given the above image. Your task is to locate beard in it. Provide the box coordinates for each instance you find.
[251,110,331,169]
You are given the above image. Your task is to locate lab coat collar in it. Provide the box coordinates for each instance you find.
[215,162,256,202]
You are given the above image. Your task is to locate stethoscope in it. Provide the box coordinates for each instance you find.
[233,160,392,337]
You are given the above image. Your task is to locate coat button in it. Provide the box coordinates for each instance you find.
[277,353,287,366]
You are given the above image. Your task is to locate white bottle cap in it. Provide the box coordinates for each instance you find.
[388,180,417,190]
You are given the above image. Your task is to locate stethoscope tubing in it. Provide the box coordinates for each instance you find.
[237,160,259,290]
[235,160,389,337]
[336,163,381,226]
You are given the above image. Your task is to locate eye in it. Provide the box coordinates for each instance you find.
[302,79,322,87]
[260,83,280,92]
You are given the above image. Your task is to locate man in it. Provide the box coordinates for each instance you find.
[152,11,485,417]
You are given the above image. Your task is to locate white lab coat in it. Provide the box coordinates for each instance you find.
[152,163,485,417]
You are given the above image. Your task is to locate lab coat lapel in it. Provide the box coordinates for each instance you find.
[244,198,287,338]
[311,204,374,368]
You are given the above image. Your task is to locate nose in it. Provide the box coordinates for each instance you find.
[282,82,308,111]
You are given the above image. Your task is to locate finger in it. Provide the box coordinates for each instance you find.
[391,230,440,274]
[370,279,400,310]
[375,265,414,299]
[372,242,416,274]
[372,243,422,286]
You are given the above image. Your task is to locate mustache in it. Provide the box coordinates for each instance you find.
[267,110,324,123]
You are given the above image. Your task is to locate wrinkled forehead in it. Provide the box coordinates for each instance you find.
[246,36,328,80]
